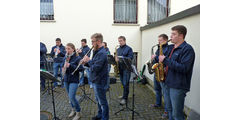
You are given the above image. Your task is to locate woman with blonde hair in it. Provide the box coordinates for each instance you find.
[62,43,83,120]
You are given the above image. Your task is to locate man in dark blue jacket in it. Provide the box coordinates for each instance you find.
[115,36,133,105]
[40,42,47,91]
[159,25,195,120]
[77,39,92,87]
[82,33,109,120]
[150,34,170,118]
[50,38,66,87]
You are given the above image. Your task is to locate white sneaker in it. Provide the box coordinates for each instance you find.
[118,96,123,99]
[72,112,81,120]
[68,109,75,118]
[120,99,126,105]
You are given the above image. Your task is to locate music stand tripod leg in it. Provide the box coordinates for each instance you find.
[79,84,96,104]
[50,81,60,120]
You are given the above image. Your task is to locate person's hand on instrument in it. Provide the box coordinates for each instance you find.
[83,56,90,63]
[159,55,165,63]
[151,55,156,60]
[115,56,119,62]
[77,49,82,53]
[54,48,57,52]
[65,62,70,68]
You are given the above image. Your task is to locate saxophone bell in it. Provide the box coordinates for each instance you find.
[146,44,158,74]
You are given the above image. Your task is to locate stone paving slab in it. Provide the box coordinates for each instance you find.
[40,81,167,120]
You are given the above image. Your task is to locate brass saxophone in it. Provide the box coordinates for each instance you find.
[152,40,170,82]
[146,44,158,74]
[114,45,120,77]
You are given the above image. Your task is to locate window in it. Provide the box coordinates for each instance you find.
[114,0,138,24]
[40,0,54,20]
[147,0,169,24]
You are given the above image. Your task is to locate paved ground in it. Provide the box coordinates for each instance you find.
[40,80,167,120]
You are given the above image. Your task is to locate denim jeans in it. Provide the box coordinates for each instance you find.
[86,68,92,86]
[40,64,45,88]
[153,75,162,106]
[160,82,172,119]
[53,62,62,87]
[119,69,131,100]
[64,82,81,112]
[93,83,109,120]
[79,68,92,86]
[167,87,187,120]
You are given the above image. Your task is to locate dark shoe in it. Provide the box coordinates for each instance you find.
[106,87,110,92]
[92,116,101,120]
[149,104,161,108]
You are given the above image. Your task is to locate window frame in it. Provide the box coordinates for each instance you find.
[113,0,138,24]
[147,0,169,24]
[40,0,55,21]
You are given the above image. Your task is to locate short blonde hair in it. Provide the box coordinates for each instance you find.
[91,33,103,42]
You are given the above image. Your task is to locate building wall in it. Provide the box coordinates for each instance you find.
[169,0,200,15]
[40,0,146,72]
[141,14,200,113]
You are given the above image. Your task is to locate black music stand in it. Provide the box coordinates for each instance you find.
[78,67,96,104]
[114,57,140,120]
[106,55,119,105]
[41,70,61,120]
[108,55,116,65]
[41,58,59,95]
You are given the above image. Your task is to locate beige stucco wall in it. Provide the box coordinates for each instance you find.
[40,0,199,72]
[141,14,200,113]
[169,0,200,15]
[40,0,147,72]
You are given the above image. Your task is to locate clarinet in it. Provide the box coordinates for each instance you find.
[71,46,93,75]
[62,52,71,79]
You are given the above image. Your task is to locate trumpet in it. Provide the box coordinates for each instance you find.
[152,39,171,82]
[71,46,94,75]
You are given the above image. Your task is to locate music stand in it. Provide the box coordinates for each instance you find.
[114,57,140,120]
[78,67,96,104]
[41,70,61,120]
[108,55,116,65]
[106,55,119,105]
[41,58,59,95]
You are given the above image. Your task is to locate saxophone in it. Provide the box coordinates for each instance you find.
[152,40,170,82]
[146,44,158,74]
[114,45,120,77]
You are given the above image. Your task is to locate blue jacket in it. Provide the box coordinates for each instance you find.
[87,46,108,85]
[163,41,195,91]
[62,53,84,83]
[40,42,47,65]
[104,47,111,55]
[79,45,91,58]
[152,43,169,64]
[50,44,66,63]
[117,44,133,71]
